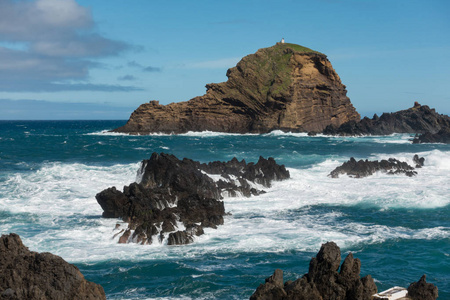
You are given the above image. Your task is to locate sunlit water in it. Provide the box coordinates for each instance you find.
[1,121,449,299]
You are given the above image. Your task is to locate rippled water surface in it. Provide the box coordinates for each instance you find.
[1,120,449,299]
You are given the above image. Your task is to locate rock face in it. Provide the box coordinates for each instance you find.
[113,43,360,134]
[324,102,450,136]
[250,241,377,300]
[413,127,450,144]
[96,153,290,245]
[329,155,424,178]
[407,275,439,300]
[0,233,106,300]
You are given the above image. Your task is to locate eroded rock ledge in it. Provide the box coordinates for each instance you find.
[250,242,438,300]
[329,154,425,178]
[96,153,290,245]
[0,233,106,300]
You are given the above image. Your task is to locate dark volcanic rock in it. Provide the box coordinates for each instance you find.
[96,153,290,245]
[250,242,377,300]
[0,233,106,300]
[329,155,424,178]
[113,43,360,134]
[407,275,439,300]
[324,102,450,136]
[413,127,450,144]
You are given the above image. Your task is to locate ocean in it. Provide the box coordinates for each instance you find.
[0,120,449,299]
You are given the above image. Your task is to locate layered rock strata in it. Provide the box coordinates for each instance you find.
[113,43,360,134]
[329,155,424,178]
[250,242,377,300]
[323,102,450,138]
[96,153,290,245]
[0,233,106,300]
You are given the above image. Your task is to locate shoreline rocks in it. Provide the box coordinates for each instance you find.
[96,153,290,245]
[323,102,450,141]
[329,155,425,178]
[0,233,106,300]
[113,43,359,134]
[250,242,438,300]
[250,242,377,300]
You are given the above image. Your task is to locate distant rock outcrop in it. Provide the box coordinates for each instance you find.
[0,233,106,300]
[250,242,377,300]
[96,153,290,245]
[113,43,360,134]
[413,127,450,144]
[324,102,450,137]
[329,155,424,178]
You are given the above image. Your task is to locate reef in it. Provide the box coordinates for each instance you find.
[0,233,106,300]
[113,43,360,134]
[329,154,425,178]
[96,153,290,245]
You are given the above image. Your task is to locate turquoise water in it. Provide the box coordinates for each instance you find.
[1,120,449,299]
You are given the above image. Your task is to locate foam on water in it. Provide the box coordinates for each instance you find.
[2,149,449,264]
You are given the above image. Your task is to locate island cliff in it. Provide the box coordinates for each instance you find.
[113,43,360,134]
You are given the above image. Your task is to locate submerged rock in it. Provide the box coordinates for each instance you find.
[0,233,106,300]
[113,43,359,134]
[250,242,377,300]
[323,102,450,137]
[96,153,289,245]
[329,155,424,178]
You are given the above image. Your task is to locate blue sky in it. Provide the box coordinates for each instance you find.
[0,0,449,120]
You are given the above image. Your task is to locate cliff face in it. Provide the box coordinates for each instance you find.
[114,43,360,134]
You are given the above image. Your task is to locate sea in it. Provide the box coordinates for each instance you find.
[0,120,449,299]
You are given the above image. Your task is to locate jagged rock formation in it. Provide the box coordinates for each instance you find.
[324,102,450,137]
[113,43,360,134]
[413,127,450,144]
[96,153,290,245]
[407,275,439,300]
[329,155,424,178]
[0,233,106,300]
[250,242,377,300]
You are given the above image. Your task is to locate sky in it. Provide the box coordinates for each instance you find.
[0,0,449,120]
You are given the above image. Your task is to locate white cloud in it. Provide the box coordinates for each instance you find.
[0,0,132,92]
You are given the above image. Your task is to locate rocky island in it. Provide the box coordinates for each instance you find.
[96,153,290,245]
[113,43,360,134]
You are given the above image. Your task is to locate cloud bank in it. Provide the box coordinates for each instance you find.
[0,0,133,92]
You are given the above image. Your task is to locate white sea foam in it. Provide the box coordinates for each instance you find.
[1,149,449,264]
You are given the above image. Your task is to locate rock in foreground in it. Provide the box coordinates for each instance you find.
[407,275,439,300]
[329,155,424,178]
[0,233,106,300]
[113,43,360,134]
[96,153,290,245]
[250,242,377,300]
[250,242,439,300]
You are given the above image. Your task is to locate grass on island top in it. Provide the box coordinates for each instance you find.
[275,42,322,54]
